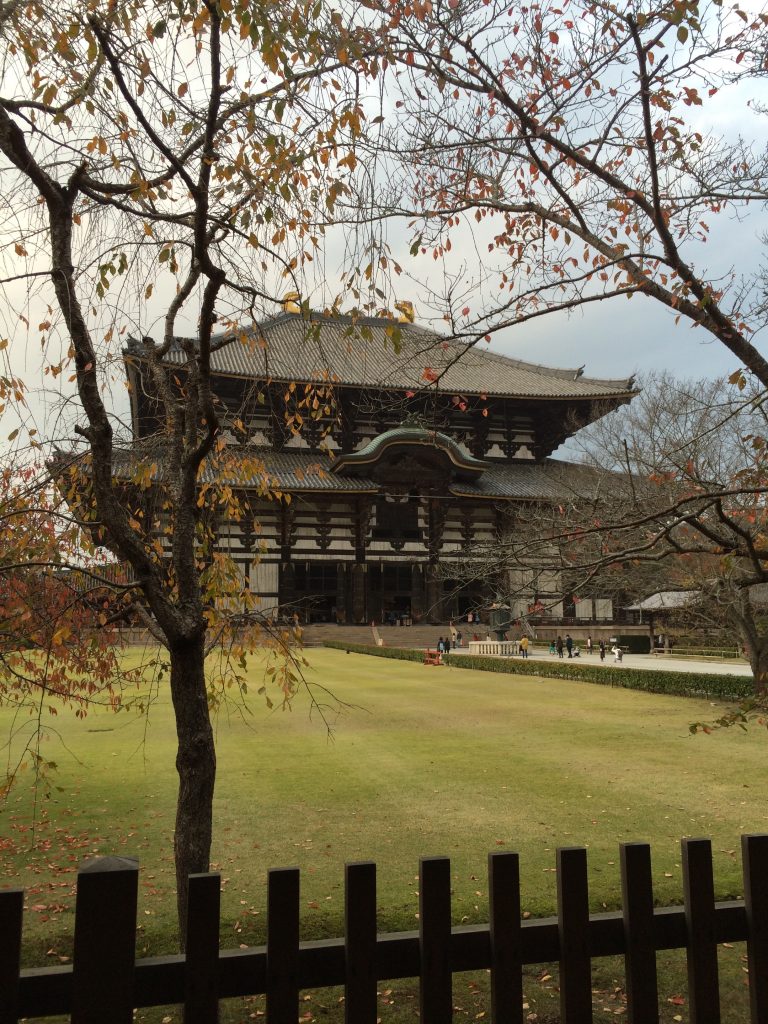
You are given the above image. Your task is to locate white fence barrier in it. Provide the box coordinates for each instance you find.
[467,640,518,657]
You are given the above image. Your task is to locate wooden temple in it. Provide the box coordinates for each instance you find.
[124,313,636,625]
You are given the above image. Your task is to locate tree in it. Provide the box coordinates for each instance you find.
[0,0,372,930]
[578,373,768,683]
[0,461,134,802]
[454,373,768,689]
[365,0,768,388]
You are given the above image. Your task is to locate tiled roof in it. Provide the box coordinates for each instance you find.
[221,449,595,499]
[152,314,635,401]
[623,591,699,611]
[108,444,376,493]
[104,442,599,500]
[448,459,599,500]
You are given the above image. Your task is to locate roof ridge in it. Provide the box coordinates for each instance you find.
[126,317,636,397]
[254,315,635,391]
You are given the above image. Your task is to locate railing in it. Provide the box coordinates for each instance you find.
[652,646,745,660]
[467,640,518,656]
[3,835,768,1023]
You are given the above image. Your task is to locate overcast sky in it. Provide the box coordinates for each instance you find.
[2,56,767,456]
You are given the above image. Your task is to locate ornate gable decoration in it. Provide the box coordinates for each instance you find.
[332,427,489,492]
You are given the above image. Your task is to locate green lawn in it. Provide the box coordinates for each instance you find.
[1,647,766,1022]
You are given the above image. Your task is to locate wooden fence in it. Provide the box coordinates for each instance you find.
[2,834,768,1023]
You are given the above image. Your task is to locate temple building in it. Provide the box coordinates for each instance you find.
[125,313,636,625]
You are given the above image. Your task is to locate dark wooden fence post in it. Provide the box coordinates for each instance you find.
[185,873,221,1024]
[266,867,300,1024]
[344,861,378,1024]
[681,837,720,1024]
[557,847,592,1024]
[488,851,523,1024]
[419,857,453,1024]
[742,833,768,1023]
[0,888,23,1024]
[620,842,658,1024]
[71,855,139,1024]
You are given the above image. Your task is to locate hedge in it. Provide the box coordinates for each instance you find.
[322,640,754,701]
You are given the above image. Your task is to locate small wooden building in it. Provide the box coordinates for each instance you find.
[125,313,636,624]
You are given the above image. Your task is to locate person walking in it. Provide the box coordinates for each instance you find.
[520,635,529,658]
[450,621,458,645]
[586,635,593,655]
[599,639,606,662]
[556,635,564,659]
[565,634,573,658]
[612,643,623,663]
[456,630,463,648]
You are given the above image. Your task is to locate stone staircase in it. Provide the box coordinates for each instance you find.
[301,622,467,650]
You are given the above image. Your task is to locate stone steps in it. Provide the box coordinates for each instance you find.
[301,623,468,650]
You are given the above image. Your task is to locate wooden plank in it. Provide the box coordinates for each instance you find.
[620,842,658,1024]
[557,847,592,1023]
[742,834,768,1023]
[419,857,453,1024]
[681,837,720,1024]
[266,867,300,1024]
[71,856,139,1024]
[0,889,23,1024]
[488,851,523,1024]
[344,862,377,1024]
[185,873,221,1024]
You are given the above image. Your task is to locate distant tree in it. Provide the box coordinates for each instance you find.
[0,0,374,931]
[366,0,768,387]
[454,374,768,689]
[578,374,768,682]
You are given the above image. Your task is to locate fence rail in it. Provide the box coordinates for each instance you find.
[3,835,768,1023]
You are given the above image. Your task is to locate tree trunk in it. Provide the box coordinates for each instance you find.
[745,639,768,696]
[169,631,216,940]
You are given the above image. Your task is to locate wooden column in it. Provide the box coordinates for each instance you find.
[279,563,296,612]
[336,563,347,623]
[424,498,446,624]
[351,564,367,623]
[411,563,425,622]
[425,564,443,624]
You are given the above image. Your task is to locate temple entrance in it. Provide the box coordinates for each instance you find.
[369,563,413,625]
[293,562,339,623]
[443,578,489,621]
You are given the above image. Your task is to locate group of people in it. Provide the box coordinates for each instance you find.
[436,622,464,653]
[547,635,623,662]
[435,617,627,665]
[551,634,579,658]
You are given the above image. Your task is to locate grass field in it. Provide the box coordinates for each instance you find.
[2,647,767,1022]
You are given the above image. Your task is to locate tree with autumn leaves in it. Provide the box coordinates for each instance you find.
[0,0,376,931]
[452,374,768,689]
[0,459,140,798]
[3,0,768,934]
[360,0,768,686]
[364,0,768,384]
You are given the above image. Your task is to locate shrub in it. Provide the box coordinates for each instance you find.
[322,640,753,701]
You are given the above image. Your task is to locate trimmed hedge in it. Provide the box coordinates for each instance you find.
[322,640,754,701]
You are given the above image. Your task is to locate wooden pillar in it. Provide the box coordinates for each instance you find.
[411,564,425,621]
[425,564,442,624]
[280,563,296,612]
[351,564,367,623]
[336,563,347,623]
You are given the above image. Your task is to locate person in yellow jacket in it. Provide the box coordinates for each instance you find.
[519,635,530,659]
